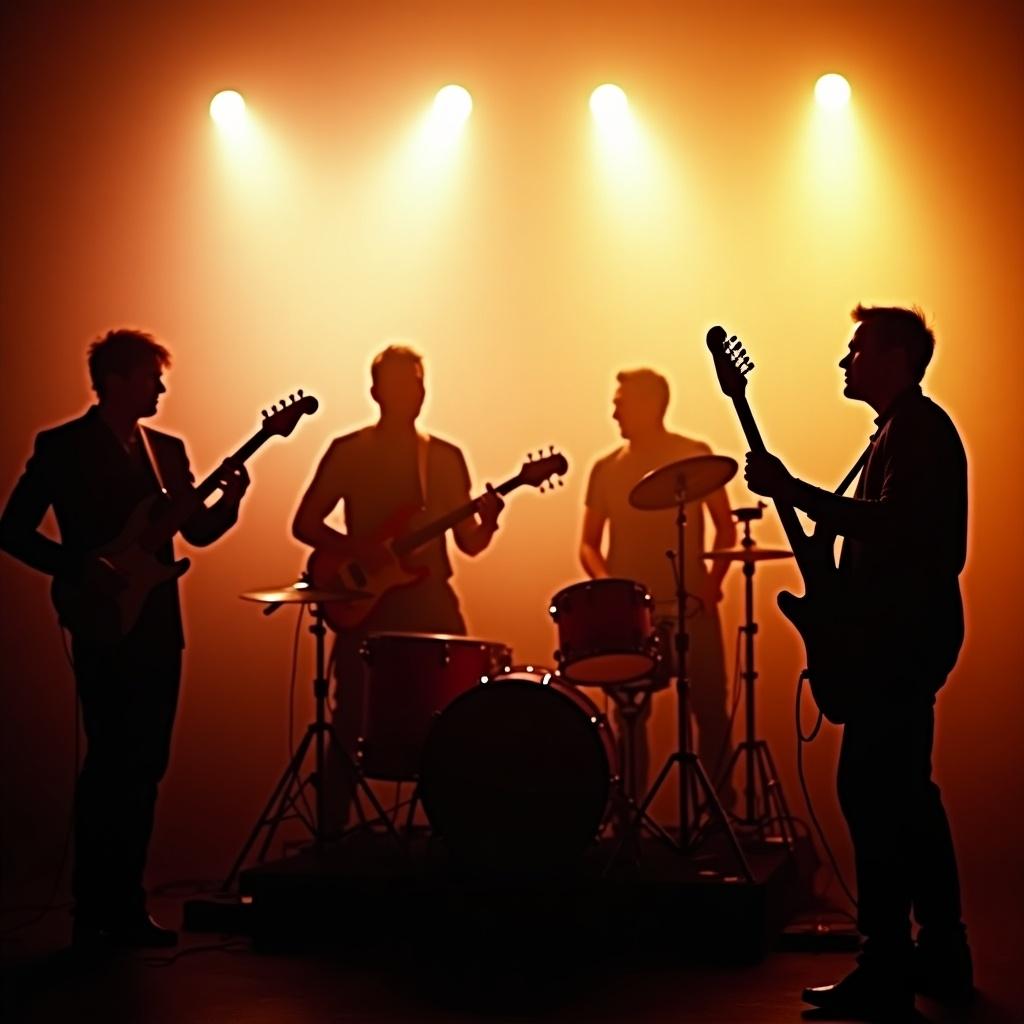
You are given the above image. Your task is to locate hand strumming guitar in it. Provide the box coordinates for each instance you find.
[744,451,800,505]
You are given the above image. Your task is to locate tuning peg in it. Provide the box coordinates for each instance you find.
[557,478,564,487]
[261,409,268,418]
[537,449,543,459]
[527,452,534,461]
[297,388,304,397]
[289,393,296,402]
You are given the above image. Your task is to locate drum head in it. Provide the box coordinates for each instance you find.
[419,675,611,873]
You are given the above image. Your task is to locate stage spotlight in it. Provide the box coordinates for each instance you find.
[814,74,851,111]
[590,83,629,123]
[433,84,473,129]
[210,89,247,129]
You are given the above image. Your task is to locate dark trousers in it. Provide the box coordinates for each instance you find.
[838,696,964,970]
[71,636,181,922]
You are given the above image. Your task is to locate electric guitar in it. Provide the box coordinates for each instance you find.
[52,392,318,645]
[308,449,569,631]
[706,326,859,723]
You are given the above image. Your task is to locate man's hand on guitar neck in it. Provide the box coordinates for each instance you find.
[744,452,801,506]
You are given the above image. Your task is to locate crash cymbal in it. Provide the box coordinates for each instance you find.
[629,455,738,510]
[240,582,371,604]
[703,547,793,563]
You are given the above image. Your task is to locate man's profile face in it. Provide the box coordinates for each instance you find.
[373,361,425,421]
[613,384,658,440]
[104,356,166,418]
[838,322,891,403]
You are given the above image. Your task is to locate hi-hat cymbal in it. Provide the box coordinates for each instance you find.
[241,582,371,604]
[703,547,793,564]
[629,455,738,510]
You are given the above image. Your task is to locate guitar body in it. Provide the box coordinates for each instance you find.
[52,495,191,646]
[308,504,431,631]
[777,589,861,724]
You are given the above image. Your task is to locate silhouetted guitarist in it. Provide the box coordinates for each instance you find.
[744,306,971,1017]
[0,329,250,949]
[292,344,503,826]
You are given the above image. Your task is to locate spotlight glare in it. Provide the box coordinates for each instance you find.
[210,89,247,128]
[590,83,629,122]
[814,73,851,111]
[433,84,473,128]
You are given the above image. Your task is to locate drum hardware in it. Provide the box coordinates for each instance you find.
[222,578,401,891]
[701,505,798,846]
[608,456,754,881]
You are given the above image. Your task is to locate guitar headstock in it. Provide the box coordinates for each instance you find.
[260,391,319,438]
[706,325,754,399]
[518,448,569,492]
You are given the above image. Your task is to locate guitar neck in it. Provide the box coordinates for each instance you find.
[139,428,270,550]
[730,393,810,569]
[394,475,521,556]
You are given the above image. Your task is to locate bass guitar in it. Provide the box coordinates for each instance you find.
[706,326,858,723]
[53,392,318,644]
[308,449,569,631]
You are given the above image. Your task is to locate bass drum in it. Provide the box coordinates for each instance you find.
[418,668,617,872]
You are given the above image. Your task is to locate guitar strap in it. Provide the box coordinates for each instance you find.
[416,431,430,510]
[834,435,876,497]
[138,426,170,497]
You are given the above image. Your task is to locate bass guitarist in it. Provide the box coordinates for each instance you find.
[0,329,250,949]
[744,305,971,1018]
[291,344,503,827]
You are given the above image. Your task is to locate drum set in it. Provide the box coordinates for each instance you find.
[225,455,797,884]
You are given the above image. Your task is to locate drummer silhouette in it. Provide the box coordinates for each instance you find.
[292,344,504,829]
[580,369,738,811]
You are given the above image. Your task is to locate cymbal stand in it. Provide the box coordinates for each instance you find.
[608,476,752,881]
[223,601,400,891]
[714,505,798,847]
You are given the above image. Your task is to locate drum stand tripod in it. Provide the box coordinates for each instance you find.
[609,468,753,881]
[223,598,400,891]
[709,506,798,847]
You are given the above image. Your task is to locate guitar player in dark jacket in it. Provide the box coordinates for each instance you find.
[745,305,971,1018]
[0,329,249,948]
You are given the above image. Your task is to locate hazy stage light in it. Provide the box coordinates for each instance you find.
[590,84,629,123]
[814,74,851,110]
[210,90,247,129]
[433,84,473,128]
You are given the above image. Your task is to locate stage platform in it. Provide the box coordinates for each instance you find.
[186,828,814,965]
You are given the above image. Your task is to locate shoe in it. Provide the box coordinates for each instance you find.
[73,912,178,950]
[913,937,974,1005]
[106,913,179,948]
[802,965,914,1020]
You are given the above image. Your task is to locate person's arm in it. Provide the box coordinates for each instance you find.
[175,438,250,547]
[452,484,503,556]
[579,505,610,578]
[704,485,736,599]
[0,435,73,577]
[291,441,362,555]
[746,424,930,547]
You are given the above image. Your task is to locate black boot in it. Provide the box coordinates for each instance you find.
[802,965,914,1020]
[913,930,973,1005]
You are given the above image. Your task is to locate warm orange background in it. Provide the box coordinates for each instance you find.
[2,0,1021,978]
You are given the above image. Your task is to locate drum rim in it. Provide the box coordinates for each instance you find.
[550,577,652,605]
[556,646,660,686]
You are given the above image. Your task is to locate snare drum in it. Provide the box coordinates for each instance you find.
[359,632,512,780]
[549,578,660,686]
[418,667,617,871]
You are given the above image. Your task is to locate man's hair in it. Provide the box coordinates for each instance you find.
[87,329,171,396]
[617,368,670,417]
[370,344,424,388]
[852,305,935,382]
